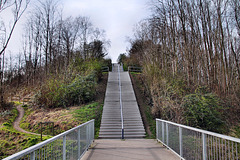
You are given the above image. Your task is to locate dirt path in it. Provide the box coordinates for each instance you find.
[13,105,41,136]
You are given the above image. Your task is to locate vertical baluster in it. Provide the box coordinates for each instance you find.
[63,135,66,160]
[225,140,227,160]
[162,121,165,143]
[216,138,218,160]
[222,139,224,160]
[211,135,213,160]
[219,138,221,160]
[30,151,35,160]
[236,142,238,160]
[179,127,183,157]
[232,141,235,160]
[228,140,231,160]
[156,120,159,140]
[87,125,89,146]
[43,146,45,160]
[166,123,169,146]
[194,132,196,159]
[42,147,43,160]
[78,128,81,158]
[213,137,217,160]
[51,142,53,160]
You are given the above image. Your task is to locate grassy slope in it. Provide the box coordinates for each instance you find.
[0,73,107,159]
[20,102,103,137]
[0,106,51,159]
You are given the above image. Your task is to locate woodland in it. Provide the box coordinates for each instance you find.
[121,0,240,135]
[0,0,111,157]
[0,0,111,109]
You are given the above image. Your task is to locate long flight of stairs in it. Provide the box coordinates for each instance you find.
[99,64,145,139]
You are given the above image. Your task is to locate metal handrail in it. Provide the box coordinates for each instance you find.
[101,66,109,72]
[118,65,124,139]
[4,119,95,160]
[128,66,142,72]
[156,119,240,160]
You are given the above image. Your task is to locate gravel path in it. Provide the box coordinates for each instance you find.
[13,105,40,136]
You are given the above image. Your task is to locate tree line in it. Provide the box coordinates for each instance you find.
[0,0,110,108]
[125,0,240,127]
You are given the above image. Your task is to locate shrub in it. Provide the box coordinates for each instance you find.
[35,60,102,108]
[182,93,226,133]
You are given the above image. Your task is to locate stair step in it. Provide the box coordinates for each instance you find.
[98,134,146,139]
[100,68,146,139]
[100,126,144,129]
[99,132,146,135]
[100,129,145,132]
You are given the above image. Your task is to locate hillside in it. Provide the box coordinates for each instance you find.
[0,59,109,159]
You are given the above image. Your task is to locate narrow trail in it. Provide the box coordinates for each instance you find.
[13,105,41,136]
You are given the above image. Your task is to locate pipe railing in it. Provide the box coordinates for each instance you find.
[101,66,109,72]
[128,66,142,73]
[156,119,240,160]
[118,65,124,139]
[3,120,95,160]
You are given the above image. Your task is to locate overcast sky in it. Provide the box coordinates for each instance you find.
[5,0,151,62]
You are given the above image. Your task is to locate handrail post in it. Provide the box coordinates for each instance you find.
[92,120,95,141]
[166,123,169,146]
[87,124,89,145]
[202,133,207,160]
[30,152,35,160]
[78,128,81,159]
[156,120,159,139]
[162,121,165,143]
[179,127,183,157]
[63,135,66,160]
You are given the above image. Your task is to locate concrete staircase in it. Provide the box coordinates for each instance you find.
[99,64,145,139]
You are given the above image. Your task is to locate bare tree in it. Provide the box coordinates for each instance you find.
[0,0,29,107]
[128,0,240,121]
[0,0,30,56]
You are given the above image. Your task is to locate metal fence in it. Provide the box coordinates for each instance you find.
[101,66,109,72]
[3,120,95,160]
[156,119,240,160]
[128,66,142,73]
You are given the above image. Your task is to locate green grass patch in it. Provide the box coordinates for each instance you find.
[145,104,156,139]
[130,72,141,75]
[72,102,103,138]
[13,101,22,105]
[0,106,51,159]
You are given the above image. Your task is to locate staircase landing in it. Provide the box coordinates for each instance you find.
[81,139,179,160]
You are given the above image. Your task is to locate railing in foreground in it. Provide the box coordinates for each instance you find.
[4,120,95,160]
[156,119,240,160]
